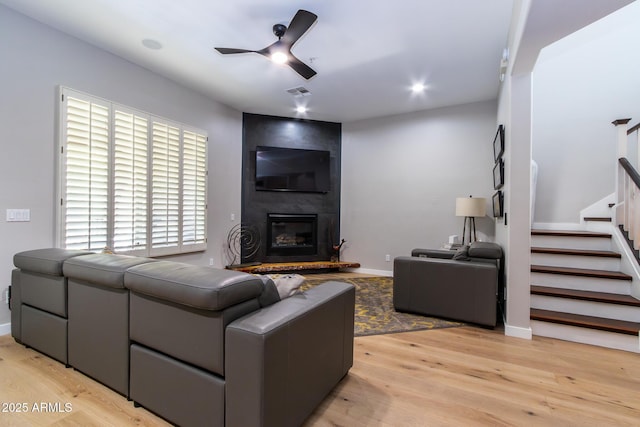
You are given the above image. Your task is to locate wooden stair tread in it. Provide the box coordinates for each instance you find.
[531,264,632,280]
[531,229,611,238]
[531,285,640,307]
[531,247,621,258]
[531,308,640,336]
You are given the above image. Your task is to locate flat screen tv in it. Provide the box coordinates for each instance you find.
[255,146,330,193]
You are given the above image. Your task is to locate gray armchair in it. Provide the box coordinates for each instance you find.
[393,242,503,327]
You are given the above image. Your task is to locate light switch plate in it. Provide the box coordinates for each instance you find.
[6,209,30,222]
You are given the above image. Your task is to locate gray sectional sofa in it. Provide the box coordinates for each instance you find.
[10,248,355,427]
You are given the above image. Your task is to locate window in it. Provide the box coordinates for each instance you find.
[58,87,207,256]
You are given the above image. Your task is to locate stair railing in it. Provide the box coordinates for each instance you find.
[614,118,640,250]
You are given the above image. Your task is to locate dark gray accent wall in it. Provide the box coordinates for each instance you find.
[241,113,341,263]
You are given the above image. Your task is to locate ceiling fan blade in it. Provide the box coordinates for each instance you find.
[256,40,282,57]
[287,55,316,80]
[281,9,317,46]
[215,47,256,55]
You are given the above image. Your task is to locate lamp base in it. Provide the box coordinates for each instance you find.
[461,216,478,245]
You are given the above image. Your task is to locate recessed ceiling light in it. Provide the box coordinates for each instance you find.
[296,106,307,114]
[142,39,162,50]
[411,83,426,93]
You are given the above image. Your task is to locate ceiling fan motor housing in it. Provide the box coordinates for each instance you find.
[273,23,287,38]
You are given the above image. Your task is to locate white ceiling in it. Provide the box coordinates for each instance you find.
[1,0,515,123]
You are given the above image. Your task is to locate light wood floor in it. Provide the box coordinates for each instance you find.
[2,272,639,426]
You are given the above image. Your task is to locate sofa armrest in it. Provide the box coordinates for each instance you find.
[393,256,497,327]
[411,248,455,259]
[225,281,355,427]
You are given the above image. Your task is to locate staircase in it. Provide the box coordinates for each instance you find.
[530,224,640,353]
[527,119,640,352]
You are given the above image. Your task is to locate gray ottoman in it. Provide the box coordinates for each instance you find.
[63,253,155,396]
[12,248,92,363]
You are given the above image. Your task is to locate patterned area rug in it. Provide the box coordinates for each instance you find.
[301,276,464,337]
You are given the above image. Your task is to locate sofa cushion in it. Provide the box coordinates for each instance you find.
[468,242,503,259]
[14,248,92,276]
[63,253,155,289]
[124,261,263,311]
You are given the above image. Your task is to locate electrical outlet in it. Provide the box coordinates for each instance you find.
[209,258,214,266]
[385,254,391,262]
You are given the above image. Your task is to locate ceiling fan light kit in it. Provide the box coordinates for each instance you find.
[271,51,289,64]
[214,9,318,80]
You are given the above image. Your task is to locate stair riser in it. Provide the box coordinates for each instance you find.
[531,295,640,323]
[530,272,631,294]
[531,235,612,251]
[584,221,613,233]
[531,320,640,353]
[531,253,620,271]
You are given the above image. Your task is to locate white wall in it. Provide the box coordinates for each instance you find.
[494,0,533,339]
[0,6,243,328]
[341,100,498,273]
[532,1,640,224]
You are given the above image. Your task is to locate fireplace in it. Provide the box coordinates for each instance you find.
[267,213,318,256]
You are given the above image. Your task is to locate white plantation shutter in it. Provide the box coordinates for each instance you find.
[151,122,181,255]
[63,96,110,251]
[58,87,207,256]
[113,110,148,253]
[182,130,207,250]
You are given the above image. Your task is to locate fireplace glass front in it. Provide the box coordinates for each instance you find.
[266,213,318,256]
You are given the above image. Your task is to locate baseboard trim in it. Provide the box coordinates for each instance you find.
[504,323,532,340]
[351,267,393,277]
[0,322,10,337]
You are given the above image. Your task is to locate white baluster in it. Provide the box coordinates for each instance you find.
[613,119,632,229]
[628,182,634,239]
[617,165,624,227]
[620,173,630,231]
[636,129,640,171]
[635,186,640,250]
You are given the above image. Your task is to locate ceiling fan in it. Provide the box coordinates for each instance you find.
[214,9,318,80]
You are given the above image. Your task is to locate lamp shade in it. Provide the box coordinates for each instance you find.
[456,197,486,217]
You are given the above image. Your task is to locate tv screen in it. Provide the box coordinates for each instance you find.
[255,146,330,193]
